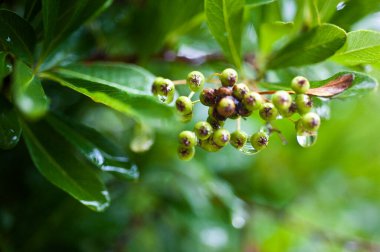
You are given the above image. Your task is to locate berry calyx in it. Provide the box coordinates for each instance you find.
[291,76,310,94]
[194,121,213,140]
[175,96,193,115]
[295,94,313,114]
[230,130,248,149]
[250,132,269,151]
[212,128,230,147]
[186,71,205,92]
[177,146,195,161]
[178,131,197,147]
[220,68,238,87]
[242,92,263,111]
[216,96,236,118]
[300,112,320,131]
[200,88,216,106]
[272,90,292,111]
[232,83,249,100]
[259,103,278,121]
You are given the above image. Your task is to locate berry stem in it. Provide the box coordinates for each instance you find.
[188,91,195,99]
[237,117,241,131]
[258,90,295,95]
[192,100,200,104]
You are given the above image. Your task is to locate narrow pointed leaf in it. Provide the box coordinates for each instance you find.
[246,0,276,8]
[267,24,346,69]
[41,63,174,125]
[205,0,244,68]
[22,119,110,212]
[331,30,380,66]
[0,97,22,150]
[0,10,36,63]
[46,114,139,180]
[41,0,112,60]
[12,60,49,119]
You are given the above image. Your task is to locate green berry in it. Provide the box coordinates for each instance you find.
[186,71,205,92]
[259,103,278,121]
[216,96,236,118]
[177,146,195,161]
[291,76,310,94]
[250,132,269,151]
[280,102,297,118]
[151,77,165,95]
[199,139,222,152]
[295,94,313,114]
[272,91,292,111]
[200,88,216,106]
[242,92,263,111]
[194,121,213,140]
[175,96,193,115]
[300,112,320,131]
[230,130,248,149]
[220,68,238,87]
[180,113,192,123]
[207,116,225,129]
[212,128,230,147]
[178,131,197,147]
[232,83,250,100]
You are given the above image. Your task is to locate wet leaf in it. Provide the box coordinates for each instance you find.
[22,119,110,212]
[0,97,22,150]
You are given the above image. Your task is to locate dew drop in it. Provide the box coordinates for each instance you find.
[336,1,346,11]
[238,139,258,155]
[5,36,11,43]
[296,132,317,148]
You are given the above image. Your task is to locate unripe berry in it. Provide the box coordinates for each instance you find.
[230,130,248,149]
[250,132,269,151]
[178,131,197,147]
[194,121,213,140]
[242,92,263,111]
[177,146,195,161]
[232,83,250,100]
[212,128,230,147]
[237,104,253,117]
[199,139,222,152]
[280,101,297,118]
[151,77,165,95]
[186,71,205,92]
[259,103,278,121]
[216,96,236,118]
[180,113,192,123]
[291,76,310,94]
[271,90,292,111]
[207,116,225,129]
[200,88,216,106]
[300,112,320,131]
[175,96,193,115]
[155,78,175,103]
[295,94,313,114]
[220,68,238,87]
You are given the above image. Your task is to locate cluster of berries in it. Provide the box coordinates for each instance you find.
[152,69,321,161]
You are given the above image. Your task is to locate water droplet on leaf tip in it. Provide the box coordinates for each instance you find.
[238,139,259,155]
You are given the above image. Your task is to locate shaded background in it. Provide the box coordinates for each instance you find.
[1,0,380,251]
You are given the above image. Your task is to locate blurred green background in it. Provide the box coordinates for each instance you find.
[1,0,380,251]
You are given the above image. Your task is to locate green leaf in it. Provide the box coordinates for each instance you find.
[331,30,380,66]
[46,114,139,180]
[0,52,11,90]
[40,63,174,125]
[266,24,346,69]
[330,0,380,31]
[245,0,276,8]
[22,119,110,212]
[40,0,112,61]
[0,97,21,150]
[260,22,293,55]
[0,9,36,63]
[12,60,49,119]
[205,0,244,69]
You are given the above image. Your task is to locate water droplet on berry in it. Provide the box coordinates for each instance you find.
[296,132,317,148]
[238,139,258,155]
